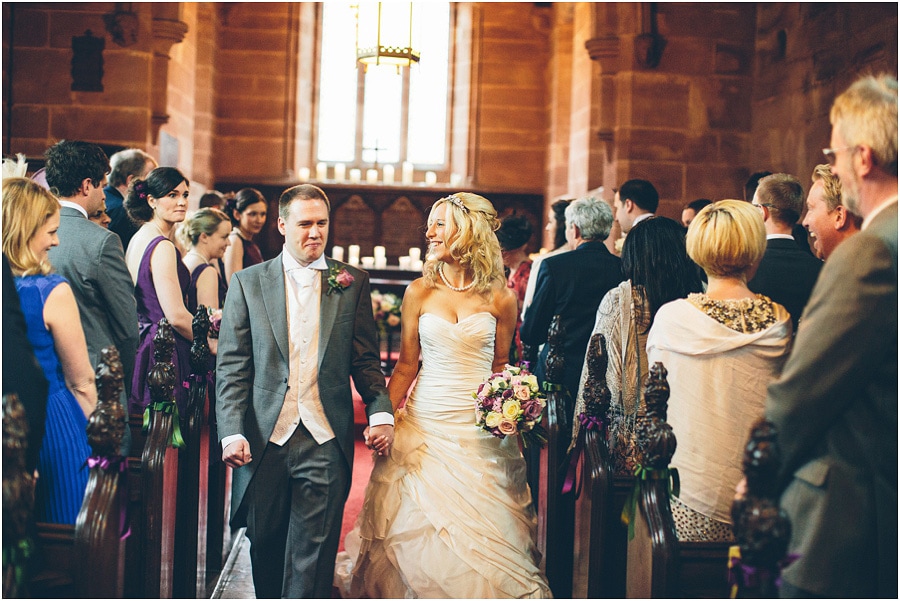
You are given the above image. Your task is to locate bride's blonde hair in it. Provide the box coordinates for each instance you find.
[422,192,505,295]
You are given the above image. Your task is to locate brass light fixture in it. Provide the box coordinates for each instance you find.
[356,3,420,69]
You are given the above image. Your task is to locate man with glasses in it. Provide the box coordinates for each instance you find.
[748,173,822,331]
[765,74,897,598]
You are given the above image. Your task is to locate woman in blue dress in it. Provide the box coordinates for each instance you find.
[2,177,96,524]
[124,167,195,415]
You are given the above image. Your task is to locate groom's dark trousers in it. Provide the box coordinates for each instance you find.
[245,422,349,598]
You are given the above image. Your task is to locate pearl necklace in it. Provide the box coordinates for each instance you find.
[186,250,211,264]
[438,264,475,292]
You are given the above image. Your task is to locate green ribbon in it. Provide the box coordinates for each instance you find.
[620,464,681,540]
[542,382,565,392]
[142,400,186,449]
[2,537,34,588]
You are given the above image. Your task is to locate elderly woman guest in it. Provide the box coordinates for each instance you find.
[124,167,195,414]
[570,217,703,474]
[647,200,792,541]
[522,198,572,319]
[496,214,533,364]
[223,187,268,282]
[2,177,96,524]
[179,208,231,356]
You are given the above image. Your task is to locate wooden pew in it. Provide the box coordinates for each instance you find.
[624,362,731,598]
[571,333,634,598]
[729,419,792,598]
[536,315,575,599]
[172,306,213,598]
[11,346,128,598]
[124,319,181,598]
[3,391,35,599]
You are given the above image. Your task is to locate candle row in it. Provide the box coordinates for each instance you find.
[298,163,462,187]
[331,245,424,272]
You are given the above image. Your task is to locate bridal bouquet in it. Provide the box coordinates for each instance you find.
[207,307,223,339]
[473,364,548,448]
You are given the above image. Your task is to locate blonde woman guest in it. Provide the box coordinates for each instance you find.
[223,188,267,283]
[336,193,551,598]
[2,177,96,524]
[179,208,231,356]
[124,167,195,414]
[647,200,792,542]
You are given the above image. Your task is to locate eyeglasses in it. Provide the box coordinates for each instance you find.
[822,146,856,166]
[751,202,774,210]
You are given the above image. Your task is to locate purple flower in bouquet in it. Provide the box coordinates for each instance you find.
[472,363,548,447]
[523,399,543,421]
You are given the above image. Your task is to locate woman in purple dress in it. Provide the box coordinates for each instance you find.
[222,188,267,283]
[124,167,195,414]
[2,177,96,523]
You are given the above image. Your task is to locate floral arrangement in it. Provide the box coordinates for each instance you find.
[327,265,354,295]
[371,289,402,334]
[473,364,548,447]
[207,307,222,339]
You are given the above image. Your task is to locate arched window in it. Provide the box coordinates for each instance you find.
[316,2,452,173]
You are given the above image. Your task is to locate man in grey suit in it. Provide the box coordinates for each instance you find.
[216,184,394,598]
[765,74,897,598]
[45,140,139,450]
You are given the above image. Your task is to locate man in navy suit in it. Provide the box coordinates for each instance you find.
[748,173,822,331]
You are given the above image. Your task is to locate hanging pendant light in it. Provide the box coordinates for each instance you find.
[356,2,421,68]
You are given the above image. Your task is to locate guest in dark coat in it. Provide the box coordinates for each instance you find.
[104,148,158,253]
[748,173,823,330]
[520,196,623,408]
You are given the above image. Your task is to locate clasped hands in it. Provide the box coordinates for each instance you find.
[364,424,394,457]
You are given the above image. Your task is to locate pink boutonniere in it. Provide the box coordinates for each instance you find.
[327,265,355,295]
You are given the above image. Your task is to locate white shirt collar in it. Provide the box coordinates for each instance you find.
[766,233,794,240]
[862,196,898,231]
[58,199,88,219]
[281,246,329,272]
[632,212,654,227]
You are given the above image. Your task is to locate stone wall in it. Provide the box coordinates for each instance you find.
[750,3,898,188]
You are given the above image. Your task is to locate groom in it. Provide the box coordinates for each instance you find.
[216,184,394,598]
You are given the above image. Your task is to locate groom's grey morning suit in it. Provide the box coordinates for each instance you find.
[216,252,391,598]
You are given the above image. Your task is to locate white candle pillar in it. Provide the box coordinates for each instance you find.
[402,161,414,184]
[382,164,395,184]
[331,245,344,262]
[366,169,378,184]
[316,162,327,181]
[425,171,438,186]
[408,247,421,263]
[334,163,346,182]
[298,167,310,182]
[348,245,360,266]
[349,168,361,183]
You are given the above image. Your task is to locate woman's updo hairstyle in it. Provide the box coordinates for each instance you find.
[422,192,505,294]
[124,166,188,225]
[496,214,533,252]
[225,187,266,227]
[177,208,230,249]
[686,199,766,280]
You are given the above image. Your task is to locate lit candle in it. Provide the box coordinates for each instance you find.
[298,167,310,182]
[349,168,361,183]
[361,256,375,268]
[425,171,438,186]
[348,245,360,266]
[331,245,344,262]
[398,256,411,270]
[408,247,421,263]
[402,161,414,184]
[316,162,327,181]
[375,256,387,269]
[382,164,395,184]
[366,169,378,184]
[334,163,346,182]
[373,245,386,260]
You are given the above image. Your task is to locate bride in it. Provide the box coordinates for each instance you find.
[335,193,552,598]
